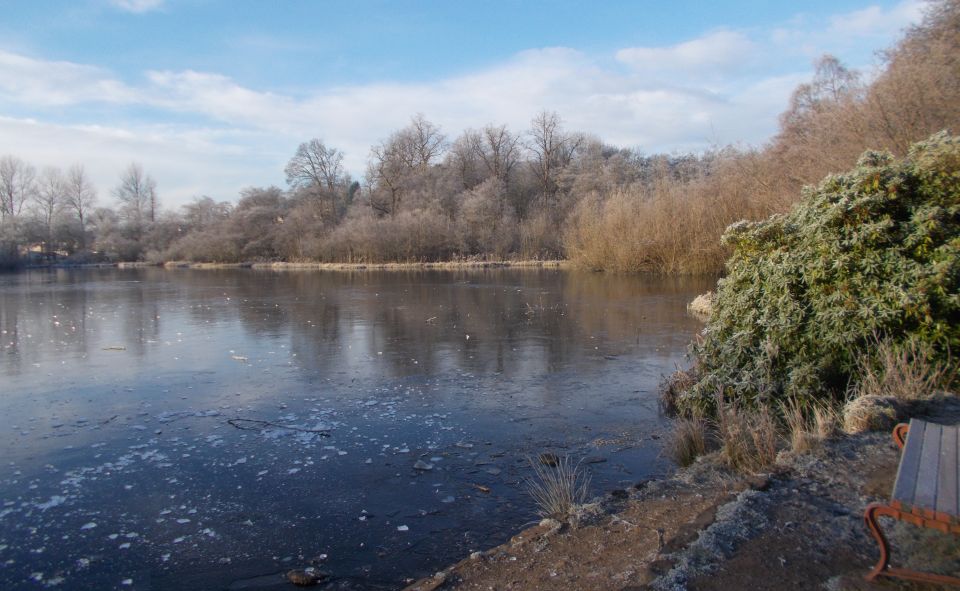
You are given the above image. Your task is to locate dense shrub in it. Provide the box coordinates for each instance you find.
[678,133,960,415]
[564,149,793,274]
[317,208,459,263]
[0,221,23,270]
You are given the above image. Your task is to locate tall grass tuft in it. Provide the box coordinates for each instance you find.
[855,336,956,401]
[780,398,839,453]
[812,402,841,439]
[716,395,778,473]
[525,455,591,518]
[659,368,697,416]
[665,417,710,467]
[782,399,816,454]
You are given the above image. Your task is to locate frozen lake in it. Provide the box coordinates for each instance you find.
[0,268,710,590]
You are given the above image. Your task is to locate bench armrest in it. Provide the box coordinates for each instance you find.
[893,423,910,449]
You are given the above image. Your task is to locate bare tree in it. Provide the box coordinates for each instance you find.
[284,139,346,221]
[473,124,520,183]
[447,130,483,190]
[864,0,960,154]
[181,196,231,230]
[780,55,862,133]
[526,111,582,205]
[113,163,158,238]
[770,55,870,186]
[285,139,345,191]
[34,167,66,252]
[398,113,447,169]
[0,155,37,221]
[64,164,97,250]
[367,114,447,216]
[367,142,403,216]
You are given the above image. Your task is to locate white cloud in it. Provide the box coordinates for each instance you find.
[0,116,287,207]
[616,30,757,76]
[0,50,138,106]
[0,50,851,205]
[828,0,924,37]
[772,0,923,59]
[0,1,927,207]
[109,0,165,13]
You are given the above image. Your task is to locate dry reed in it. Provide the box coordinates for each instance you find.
[524,455,591,518]
[781,399,839,453]
[664,417,710,467]
[854,336,956,401]
[659,368,697,416]
[716,395,779,473]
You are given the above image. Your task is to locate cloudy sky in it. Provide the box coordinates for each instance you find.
[0,0,925,208]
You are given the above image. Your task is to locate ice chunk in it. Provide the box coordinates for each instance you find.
[36,495,66,511]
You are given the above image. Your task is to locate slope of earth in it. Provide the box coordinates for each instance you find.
[403,399,960,591]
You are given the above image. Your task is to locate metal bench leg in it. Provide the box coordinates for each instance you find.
[864,502,894,580]
[864,502,960,586]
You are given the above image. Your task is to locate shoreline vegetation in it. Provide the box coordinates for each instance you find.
[40,259,569,271]
[2,1,958,275]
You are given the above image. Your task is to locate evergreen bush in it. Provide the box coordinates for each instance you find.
[679,132,960,414]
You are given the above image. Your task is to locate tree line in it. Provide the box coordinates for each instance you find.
[2,0,956,272]
[0,161,164,266]
[0,110,712,267]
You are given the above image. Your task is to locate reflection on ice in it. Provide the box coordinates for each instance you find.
[0,268,710,590]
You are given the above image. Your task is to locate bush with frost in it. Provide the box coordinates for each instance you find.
[679,133,960,415]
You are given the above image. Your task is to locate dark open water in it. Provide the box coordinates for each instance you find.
[0,268,711,590]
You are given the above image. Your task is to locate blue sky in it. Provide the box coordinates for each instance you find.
[0,0,926,207]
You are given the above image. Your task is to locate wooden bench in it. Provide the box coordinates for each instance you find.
[864,419,960,585]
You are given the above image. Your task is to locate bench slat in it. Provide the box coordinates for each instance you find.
[936,424,959,519]
[914,422,943,511]
[893,419,927,506]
